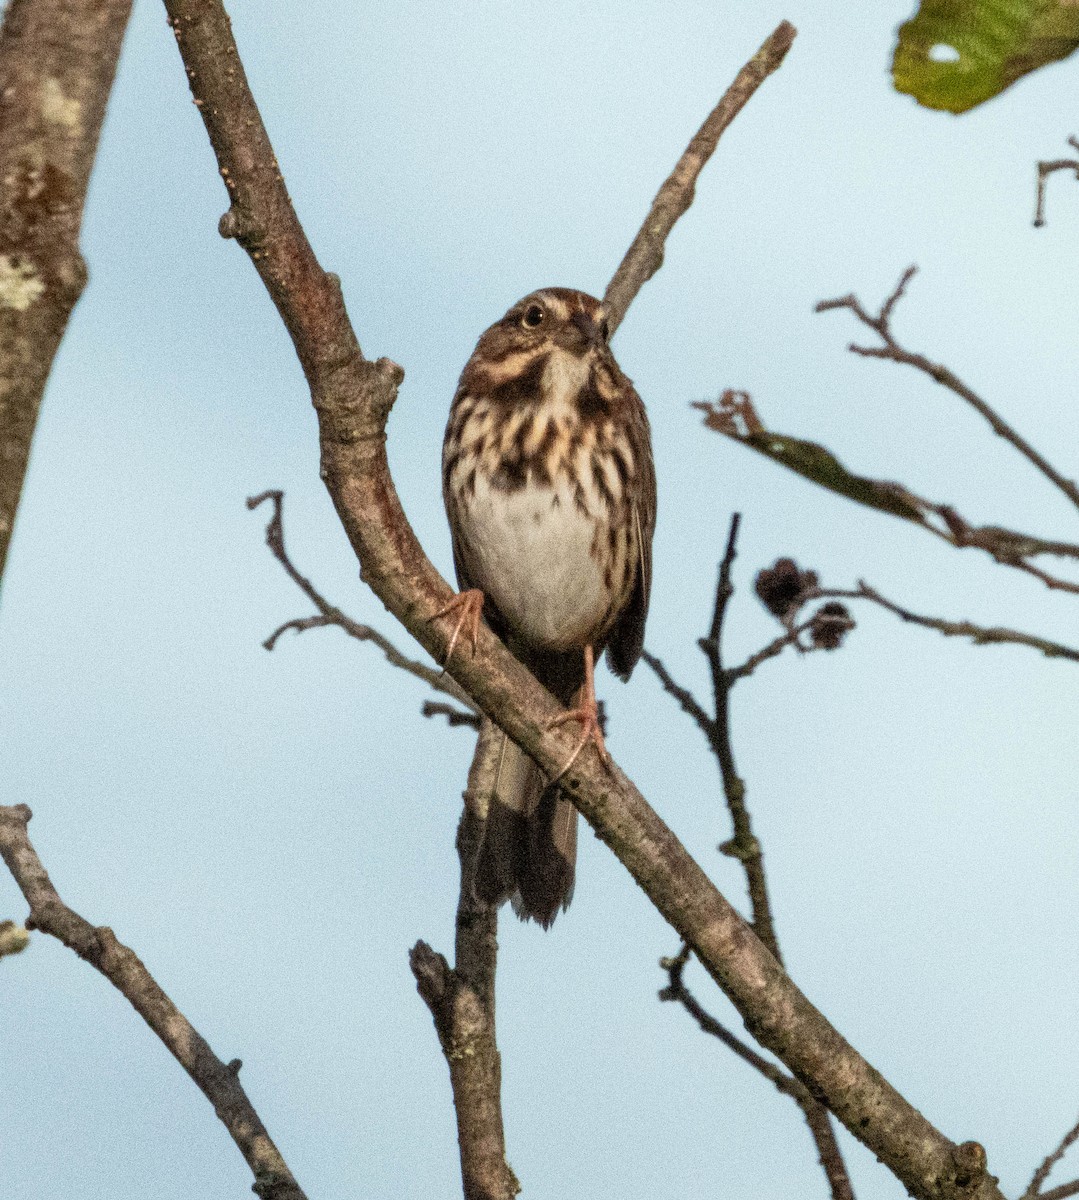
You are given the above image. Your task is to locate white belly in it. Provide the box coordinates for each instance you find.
[457,473,608,651]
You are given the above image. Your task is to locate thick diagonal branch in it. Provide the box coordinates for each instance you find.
[163,5,1005,1198]
[0,0,132,585]
[0,805,305,1200]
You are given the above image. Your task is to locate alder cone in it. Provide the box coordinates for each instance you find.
[442,288,656,926]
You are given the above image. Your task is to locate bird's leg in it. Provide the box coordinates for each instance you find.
[546,644,610,782]
[430,588,485,664]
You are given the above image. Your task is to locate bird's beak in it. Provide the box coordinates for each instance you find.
[568,309,603,351]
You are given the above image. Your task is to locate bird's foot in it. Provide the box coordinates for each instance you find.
[546,696,609,784]
[546,644,609,783]
[430,588,484,664]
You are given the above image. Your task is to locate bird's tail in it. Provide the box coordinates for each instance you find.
[472,727,577,928]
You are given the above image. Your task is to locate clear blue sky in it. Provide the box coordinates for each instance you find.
[3,2,1079,1197]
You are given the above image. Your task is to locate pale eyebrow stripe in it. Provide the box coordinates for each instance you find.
[538,291,569,320]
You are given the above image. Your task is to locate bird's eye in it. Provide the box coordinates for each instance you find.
[599,317,610,341]
[522,304,544,328]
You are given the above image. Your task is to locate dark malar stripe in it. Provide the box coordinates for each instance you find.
[577,370,608,418]
[488,351,549,408]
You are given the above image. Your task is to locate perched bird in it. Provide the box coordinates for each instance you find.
[439,287,656,927]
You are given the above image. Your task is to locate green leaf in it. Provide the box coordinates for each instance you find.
[893,0,1079,113]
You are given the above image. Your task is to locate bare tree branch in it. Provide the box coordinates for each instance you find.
[660,944,854,1200]
[164,5,1006,1197]
[811,581,1079,664]
[700,389,1079,597]
[248,489,478,714]
[698,516,783,958]
[659,943,804,1096]
[1022,1110,1079,1200]
[603,21,796,334]
[1041,1182,1079,1200]
[648,522,854,1199]
[704,520,853,1200]
[724,616,818,681]
[1010,557,1079,597]
[0,804,305,1200]
[422,700,483,731]
[816,267,1079,514]
[1034,136,1079,228]
[0,0,132,586]
[639,650,714,739]
[412,725,519,1200]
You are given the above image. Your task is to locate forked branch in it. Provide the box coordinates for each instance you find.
[248,490,478,720]
[1022,1110,1079,1200]
[647,519,854,1200]
[817,267,1079,514]
[1034,136,1079,228]
[699,388,1079,594]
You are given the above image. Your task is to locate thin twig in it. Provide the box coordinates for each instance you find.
[660,945,855,1200]
[639,650,714,739]
[411,725,519,1200]
[167,5,1005,1195]
[725,618,815,683]
[263,614,337,649]
[422,701,483,731]
[812,582,1079,664]
[816,268,1079,514]
[1034,137,1079,228]
[603,21,796,334]
[248,490,478,713]
[1012,558,1079,597]
[699,516,782,959]
[1041,1182,1079,1200]
[702,521,854,1200]
[659,945,805,1098]
[649,518,855,1200]
[0,805,306,1200]
[1022,1111,1079,1199]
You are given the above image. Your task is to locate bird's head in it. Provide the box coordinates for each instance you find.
[497,288,610,357]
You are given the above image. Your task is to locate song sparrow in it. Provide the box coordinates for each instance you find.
[440,288,656,927]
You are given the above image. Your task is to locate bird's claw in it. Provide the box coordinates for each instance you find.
[430,589,484,665]
[546,697,610,785]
